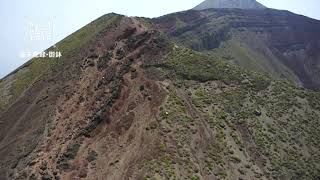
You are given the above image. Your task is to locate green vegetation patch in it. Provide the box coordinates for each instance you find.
[159,46,244,84]
[0,58,56,109]
[56,13,122,56]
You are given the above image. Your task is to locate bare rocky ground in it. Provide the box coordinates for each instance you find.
[0,16,170,180]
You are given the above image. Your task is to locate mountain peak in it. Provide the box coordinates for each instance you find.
[193,0,266,10]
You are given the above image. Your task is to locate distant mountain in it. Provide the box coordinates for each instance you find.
[153,8,320,89]
[193,0,266,10]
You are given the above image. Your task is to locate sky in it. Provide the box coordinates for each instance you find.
[0,0,319,79]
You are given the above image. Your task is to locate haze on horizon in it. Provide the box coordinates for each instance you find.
[0,0,319,79]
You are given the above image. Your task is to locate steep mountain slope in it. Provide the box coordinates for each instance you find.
[0,13,122,112]
[0,12,319,180]
[193,0,266,10]
[0,13,125,178]
[152,8,320,89]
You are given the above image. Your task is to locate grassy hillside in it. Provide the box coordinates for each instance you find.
[143,45,320,179]
[0,13,122,111]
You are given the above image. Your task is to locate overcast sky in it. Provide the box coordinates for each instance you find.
[0,0,319,78]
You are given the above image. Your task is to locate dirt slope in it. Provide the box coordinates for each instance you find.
[0,15,170,179]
